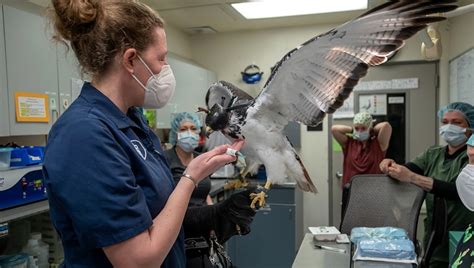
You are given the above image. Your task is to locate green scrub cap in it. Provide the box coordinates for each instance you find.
[353,112,373,128]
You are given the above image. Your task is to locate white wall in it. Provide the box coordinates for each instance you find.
[445,11,474,105]
[447,11,474,60]
[165,24,193,60]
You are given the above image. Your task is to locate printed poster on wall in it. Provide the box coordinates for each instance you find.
[15,92,49,123]
[358,94,387,115]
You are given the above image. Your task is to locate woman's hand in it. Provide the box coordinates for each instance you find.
[387,164,415,183]
[185,140,244,182]
[379,158,395,174]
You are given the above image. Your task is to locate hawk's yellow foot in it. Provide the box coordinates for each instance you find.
[250,181,271,209]
[224,177,249,190]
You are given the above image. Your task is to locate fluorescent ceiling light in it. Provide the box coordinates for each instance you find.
[231,0,368,19]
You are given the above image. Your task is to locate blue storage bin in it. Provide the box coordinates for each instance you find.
[10,146,45,167]
[0,147,13,170]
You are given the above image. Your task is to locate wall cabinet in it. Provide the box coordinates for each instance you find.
[227,185,303,268]
[0,4,213,135]
[4,5,59,135]
[0,6,9,137]
[0,5,81,137]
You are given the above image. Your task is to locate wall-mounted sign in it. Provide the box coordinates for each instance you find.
[359,94,387,115]
[354,78,419,91]
[15,92,49,123]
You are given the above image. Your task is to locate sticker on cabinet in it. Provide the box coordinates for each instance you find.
[14,92,50,123]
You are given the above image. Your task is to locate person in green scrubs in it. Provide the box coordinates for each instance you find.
[380,102,474,268]
[451,135,474,268]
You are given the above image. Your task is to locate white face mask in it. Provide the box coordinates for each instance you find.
[456,164,474,211]
[439,124,468,147]
[132,56,176,109]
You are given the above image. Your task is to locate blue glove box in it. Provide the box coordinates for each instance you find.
[0,165,47,210]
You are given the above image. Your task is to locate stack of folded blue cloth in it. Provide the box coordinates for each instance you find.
[351,227,416,263]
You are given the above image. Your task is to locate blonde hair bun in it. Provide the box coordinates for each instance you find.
[52,0,101,40]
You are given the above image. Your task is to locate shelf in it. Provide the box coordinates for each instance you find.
[0,200,49,223]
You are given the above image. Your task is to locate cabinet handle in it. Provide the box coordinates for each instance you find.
[51,110,59,124]
[336,172,343,180]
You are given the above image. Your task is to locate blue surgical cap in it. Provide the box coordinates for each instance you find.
[169,112,202,145]
[437,102,474,128]
[467,135,474,147]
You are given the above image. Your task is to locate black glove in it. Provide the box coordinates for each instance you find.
[183,189,256,243]
[215,189,256,240]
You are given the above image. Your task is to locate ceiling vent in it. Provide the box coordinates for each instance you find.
[184,26,218,35]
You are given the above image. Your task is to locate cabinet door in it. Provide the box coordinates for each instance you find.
[4,6,59,135]
[57,44,81,115]
[228,204,296,268]
[0,6,9,137]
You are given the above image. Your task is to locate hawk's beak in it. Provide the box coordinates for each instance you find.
[197,107,209,114]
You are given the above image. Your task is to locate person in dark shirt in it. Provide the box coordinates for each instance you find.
[165,112,213,208]
[380,102,474,268]
[45,1,254,267]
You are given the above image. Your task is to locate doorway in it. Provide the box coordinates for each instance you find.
[329,62,438,226]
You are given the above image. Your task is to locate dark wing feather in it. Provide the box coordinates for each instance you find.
[206,81,254,109]
[250,0,457,126]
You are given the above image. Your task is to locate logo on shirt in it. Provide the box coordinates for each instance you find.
[131,140,147,160]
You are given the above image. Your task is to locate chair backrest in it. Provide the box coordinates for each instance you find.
[340,175,426,242]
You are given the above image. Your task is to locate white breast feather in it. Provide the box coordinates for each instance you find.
[241,93,306,184]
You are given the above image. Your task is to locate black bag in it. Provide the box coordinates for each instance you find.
[208,230,232,268]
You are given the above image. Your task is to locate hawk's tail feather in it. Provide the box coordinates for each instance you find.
[294,152,318,193]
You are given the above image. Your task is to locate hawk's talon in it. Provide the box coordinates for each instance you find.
[250,191,267,209]
[224,178,249,190]
[250,181,272,209]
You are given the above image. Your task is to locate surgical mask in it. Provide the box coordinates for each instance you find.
[132,56,176,109]
[439,124,468,147]
[177,131,199,152]
[456,164,474,211]
[353,130,370,141]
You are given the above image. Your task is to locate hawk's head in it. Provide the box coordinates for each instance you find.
[203,82,235,132]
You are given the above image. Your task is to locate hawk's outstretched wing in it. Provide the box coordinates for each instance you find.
[250,0,456,127]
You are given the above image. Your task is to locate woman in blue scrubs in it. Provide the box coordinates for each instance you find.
[44,1,254,267]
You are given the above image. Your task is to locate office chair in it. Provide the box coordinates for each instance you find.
[420,196,448,268]
[340,174,426,243]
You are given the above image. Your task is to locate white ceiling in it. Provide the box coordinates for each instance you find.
[28,0,473,34]
[142,0,387,34]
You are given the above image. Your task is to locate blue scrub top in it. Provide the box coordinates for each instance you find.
[43,82,185,267]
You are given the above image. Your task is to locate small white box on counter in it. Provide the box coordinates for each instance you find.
[308,226,341,241]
